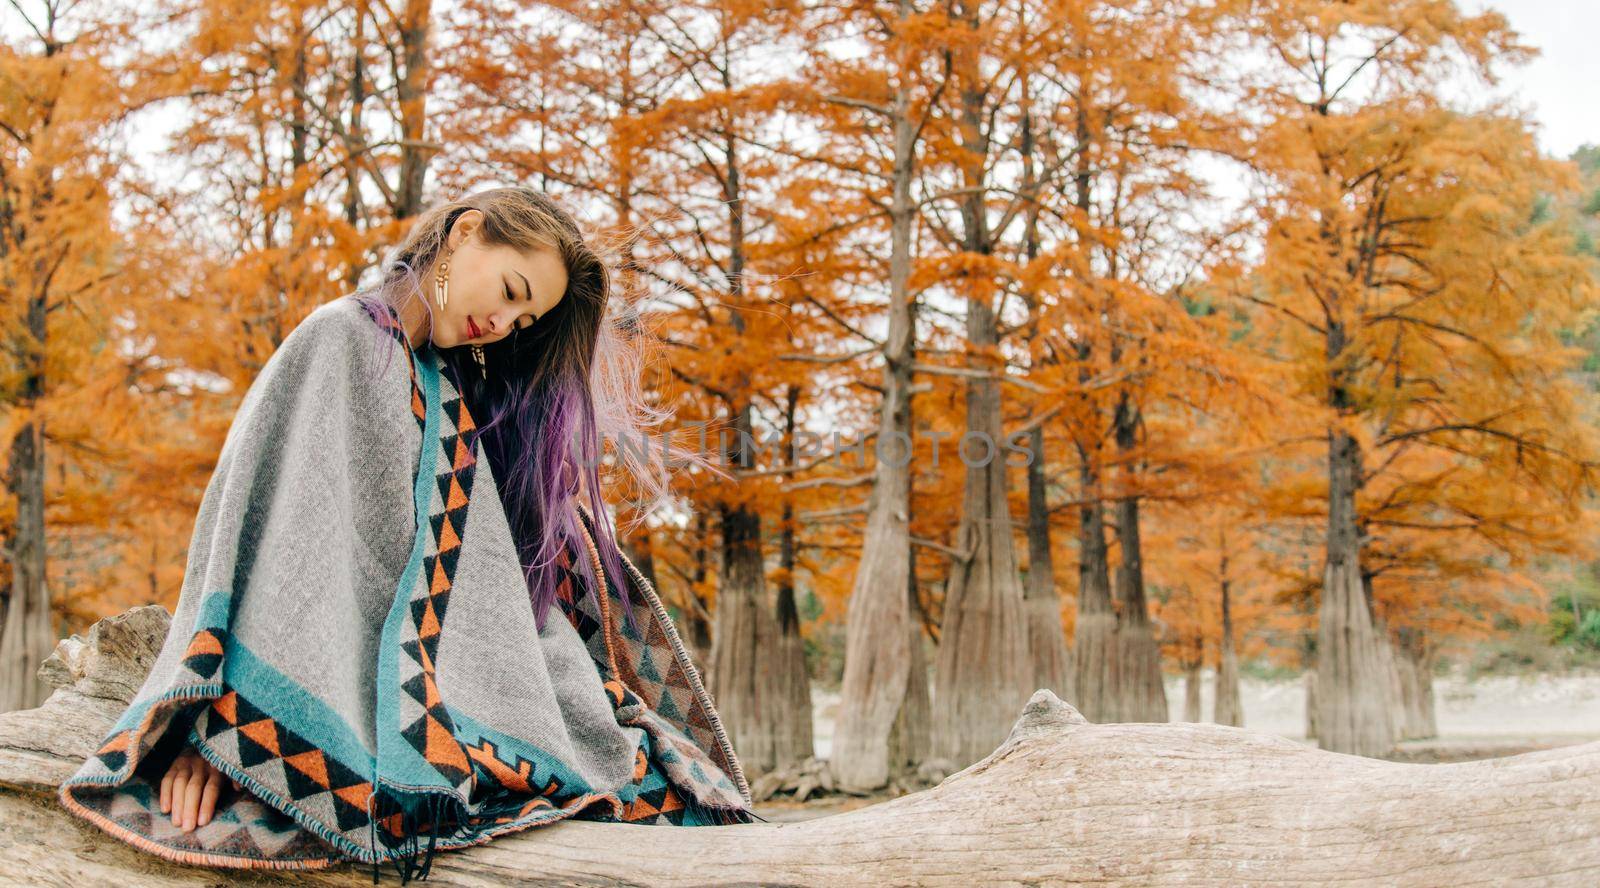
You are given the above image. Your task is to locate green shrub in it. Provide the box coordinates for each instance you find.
[1578,611,1600,651]
[1546,609,1577,644]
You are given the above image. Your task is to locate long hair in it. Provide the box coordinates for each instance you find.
[350,186,703,634]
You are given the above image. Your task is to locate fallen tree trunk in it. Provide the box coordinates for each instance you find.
[2,606,1598,886]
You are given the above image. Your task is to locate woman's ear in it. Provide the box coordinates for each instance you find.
[447,208,484,250]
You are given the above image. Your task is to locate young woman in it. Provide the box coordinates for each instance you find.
[58,187,756,880]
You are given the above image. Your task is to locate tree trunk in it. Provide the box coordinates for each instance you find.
[1375,616,1410,741]
[1416,656,1437,741]
[1413,637,1437,740]
[0,296,51,714]
[1110,394,1167,723]
[831,35,920,791]
[1394,626,1437,740]
[929,4,1032,767]
[1024,426,1071,699]
[684,510,713,664]
[928,315,1032,765]
[393,0,433,218]
[886,542,930,776]
[1304,668,1318,740]
[341,6,368,270]
[1065,94,1120,729]
[1214,575,1243,727]
[1017,84,1072,708]
[773,499,816,767]
[709,453,787,777]
[1182,659,1202,722]
[1072,453,1117,724]
[6,607,1600,886]
[1390,633,1417,740]
[1318,429,1395,756]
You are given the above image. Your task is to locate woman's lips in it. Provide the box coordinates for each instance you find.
[467,316,481,338]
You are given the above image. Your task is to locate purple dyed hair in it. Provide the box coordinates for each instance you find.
[347,186,712,635]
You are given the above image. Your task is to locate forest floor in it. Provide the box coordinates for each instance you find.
[752,666,1600,823]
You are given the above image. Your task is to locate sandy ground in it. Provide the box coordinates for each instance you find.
[1194,669,1600,744]
[751,669,1600,822]
[803,667,1600,760]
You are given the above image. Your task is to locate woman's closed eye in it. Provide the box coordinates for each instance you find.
[504,283,535,329]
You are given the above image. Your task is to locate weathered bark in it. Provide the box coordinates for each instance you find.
[1317,426,1395,756]
[1214,572,1243,727]
[1024,426,1072,699]
[0,606,172,794]
[831,15,921,790]
[1182,659,1202,722]
[6,607,1600,886]
[1072,451,1118,723]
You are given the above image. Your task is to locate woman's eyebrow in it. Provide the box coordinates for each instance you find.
[513,270,534,301]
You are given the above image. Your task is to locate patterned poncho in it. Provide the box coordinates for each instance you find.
[57,295,754,878]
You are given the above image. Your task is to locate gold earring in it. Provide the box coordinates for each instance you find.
[434,255,451,311]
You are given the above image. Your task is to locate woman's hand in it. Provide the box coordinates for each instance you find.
[159,745,242,832]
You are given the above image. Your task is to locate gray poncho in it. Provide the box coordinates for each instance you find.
[57,295,753,876]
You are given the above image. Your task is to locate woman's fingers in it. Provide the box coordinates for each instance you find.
[167,750,196,824]
[181,763,205,831]
[159,747,242,831]
[159,762,174,814]
[168,767,188,826]
[198,767,223,827]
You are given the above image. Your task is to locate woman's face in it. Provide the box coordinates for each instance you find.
[432,209,568,349]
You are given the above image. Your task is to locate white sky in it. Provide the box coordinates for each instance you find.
[1467,1,1597,158]
[4,2,1591,256]
[1,1,1588,153]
